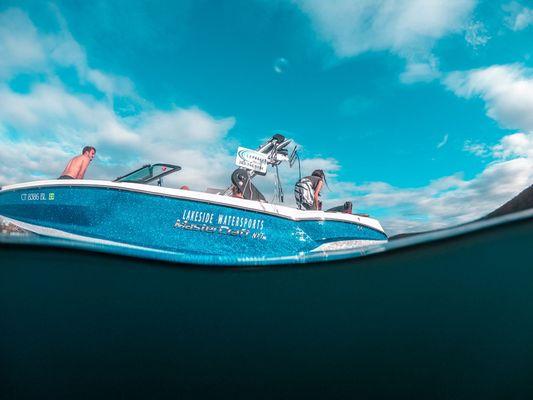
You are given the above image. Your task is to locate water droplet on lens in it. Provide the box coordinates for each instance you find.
[273,57,289,74]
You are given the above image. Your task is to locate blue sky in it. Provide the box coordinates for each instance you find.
[0,0,532,234]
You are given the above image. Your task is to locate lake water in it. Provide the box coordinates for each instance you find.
[1,209,532,398]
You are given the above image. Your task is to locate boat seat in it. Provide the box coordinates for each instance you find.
[231,168,267,202]
[326,201,353,214]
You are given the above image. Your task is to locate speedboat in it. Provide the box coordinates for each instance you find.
[0,135,387,261]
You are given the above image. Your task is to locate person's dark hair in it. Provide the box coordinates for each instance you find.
[82,146,96,155]
[311,169,325,179]
[311,169,329,189]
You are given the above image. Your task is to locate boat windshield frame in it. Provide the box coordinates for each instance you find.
[114,163,181,184]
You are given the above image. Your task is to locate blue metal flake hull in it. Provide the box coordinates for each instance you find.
[0,184,387,260]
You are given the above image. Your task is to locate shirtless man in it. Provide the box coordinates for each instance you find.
[59,146,96,179]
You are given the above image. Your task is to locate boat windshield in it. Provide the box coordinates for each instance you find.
[114,163,181,184]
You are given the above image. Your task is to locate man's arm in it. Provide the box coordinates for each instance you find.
[314,180,324,210]
[77,157,90,179]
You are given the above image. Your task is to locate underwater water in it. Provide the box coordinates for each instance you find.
[1,209,532,398]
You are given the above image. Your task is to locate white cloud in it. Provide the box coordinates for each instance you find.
[0,83,98,131]
[136,108,235,144]
[380,61,533,233]
[504,2,533,31]
[0,8,236,191]
[400,56,442,84]
[326,153,532,235]
[445,64,533,131]
[293,0,476,58]
[47,31,136,99]
[437,134,449,149]
[463,140,491,157]
[413,64,533,235]
[299,157,340,176]
[0,82,236,189]
[0,139,71,184]
[464,20,490,48]
[492,131,533,159]
[132,109,236,190]
[0,7,135,100]
[514,8,533,30]
[293,0,477,82]
[315,126,533,235]
[0,8,47,78]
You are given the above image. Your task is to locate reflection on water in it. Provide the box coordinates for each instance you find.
[0,217,29,236]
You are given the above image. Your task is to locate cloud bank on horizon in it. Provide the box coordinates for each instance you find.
[0,1,532,235]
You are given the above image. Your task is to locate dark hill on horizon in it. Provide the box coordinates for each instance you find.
[391,183,533,240]
[482,184,533,219]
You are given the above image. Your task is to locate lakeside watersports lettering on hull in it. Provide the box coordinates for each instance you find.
[180,208,265,230]
[181,209,215,224]
[177,208,267,240]
[217,213,265,231]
